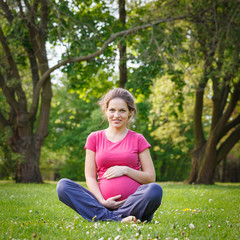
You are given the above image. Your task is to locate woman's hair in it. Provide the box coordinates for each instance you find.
[99,88,137,120]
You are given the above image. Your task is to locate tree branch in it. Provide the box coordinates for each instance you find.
[0,25,20,80]
[0,110,8,129]
[3,0,40,92]
[220,114,240,139]
[0,71,18,111]
[16,0,26,20]
[193,47,215,147]
[118,0,127,88]
[0,24,27,112]
[217,124,240,164]
[214,81,240,138]
[0,0,14,23]
[33,0,41,13]
[211,44,224,130]
[26,46,40,91]
[23,0,31,11]
[40,0,48,40]
[29,15,187,118]
[219,77,230,116]
[29,0,41,28]
[193,81,207,147]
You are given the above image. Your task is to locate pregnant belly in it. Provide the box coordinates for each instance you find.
[99,176,141,201]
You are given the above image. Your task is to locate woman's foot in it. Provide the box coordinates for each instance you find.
[121,216,137,223]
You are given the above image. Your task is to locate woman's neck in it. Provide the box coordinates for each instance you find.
[106,126,128,135]
[105,127,128,142]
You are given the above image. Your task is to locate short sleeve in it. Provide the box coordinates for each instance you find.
[138,134,151,153]
[84,132,96,152]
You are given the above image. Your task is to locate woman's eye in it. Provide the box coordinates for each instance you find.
[109,109,114,112]
[120,110,126,112]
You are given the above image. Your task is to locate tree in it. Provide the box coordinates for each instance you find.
[187,0,240,184]
[0,0,51,182]
[0,0,185,183]
[118,0,127,88]
[124,0,240,184]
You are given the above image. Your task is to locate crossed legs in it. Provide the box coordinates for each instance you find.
[57,178,163,222]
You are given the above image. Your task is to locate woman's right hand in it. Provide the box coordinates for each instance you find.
[102,195,126,210]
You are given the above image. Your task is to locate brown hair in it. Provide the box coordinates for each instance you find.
[99,88,137,120]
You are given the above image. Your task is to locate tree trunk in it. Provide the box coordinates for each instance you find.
[118,0,127,88]
[188,144,206,183]
[9,113,43,183]
[188,148,216,184]
[196,153,216,184]
[16,142,43,183]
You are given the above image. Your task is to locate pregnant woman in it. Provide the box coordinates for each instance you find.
[57,88,163,222]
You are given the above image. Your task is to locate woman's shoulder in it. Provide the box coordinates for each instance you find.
[87,129,105,138]
[128,129,144,139]
[128,130,151,151]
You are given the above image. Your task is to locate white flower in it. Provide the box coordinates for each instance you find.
[29,210,32,213]
[114,235,121,240]
[209,199,213,202]
[189,223,195,229]
[94,222,100,228]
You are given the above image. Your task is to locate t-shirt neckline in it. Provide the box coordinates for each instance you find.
[104,129,129,143]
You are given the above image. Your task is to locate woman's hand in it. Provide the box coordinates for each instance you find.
[102,195,126,210]
[103,166,127,179]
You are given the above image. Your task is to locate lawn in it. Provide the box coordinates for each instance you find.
[0,181,239,240]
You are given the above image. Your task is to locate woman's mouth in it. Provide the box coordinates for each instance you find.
[113,119,121,123]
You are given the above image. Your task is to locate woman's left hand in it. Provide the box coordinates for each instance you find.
[103,166,127,179]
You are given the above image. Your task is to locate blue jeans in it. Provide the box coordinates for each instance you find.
[57,178,163,222]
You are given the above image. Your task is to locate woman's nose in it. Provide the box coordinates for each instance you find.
[114,111,120,117]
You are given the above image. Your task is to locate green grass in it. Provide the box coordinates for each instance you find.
[0,181,239,240]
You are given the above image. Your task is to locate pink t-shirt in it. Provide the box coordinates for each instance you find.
[84,129,151,201]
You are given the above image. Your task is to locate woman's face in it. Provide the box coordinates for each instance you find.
[106,98,131,129]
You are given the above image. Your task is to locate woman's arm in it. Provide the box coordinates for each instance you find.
[85,149,126,209]
[103,148,156,184]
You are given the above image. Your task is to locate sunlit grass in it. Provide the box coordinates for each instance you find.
[0,181,239,239]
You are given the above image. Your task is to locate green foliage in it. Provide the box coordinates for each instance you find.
[147,75,195,181]
[57,108,108,180]
[122,4,193,180]
[41,77,109,181]
[1,0,239,183]
[0,129,20,180]
[48,0,119,99]
[0,181,240,239]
